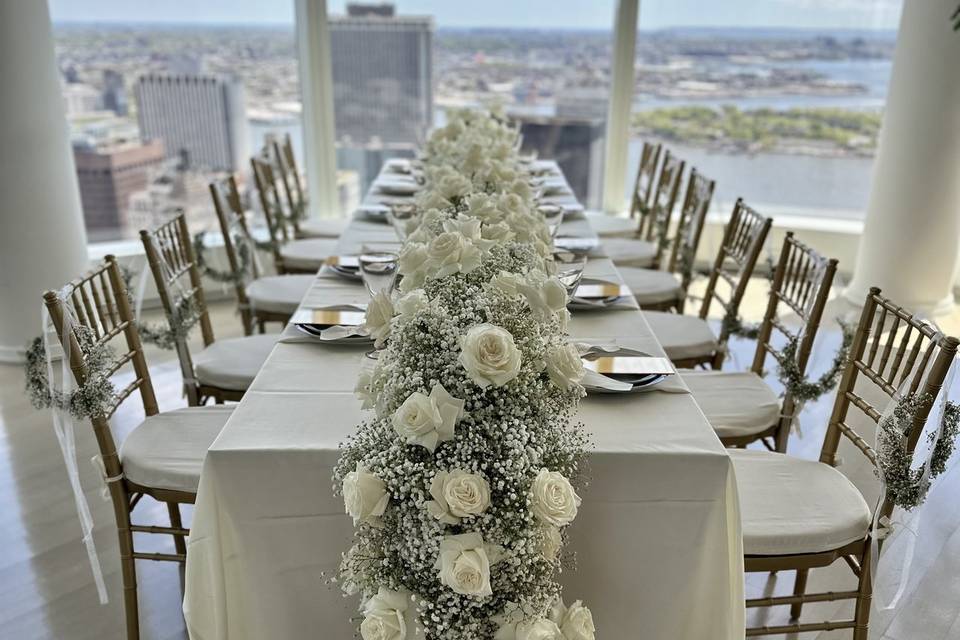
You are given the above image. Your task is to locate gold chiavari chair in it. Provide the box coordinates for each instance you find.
[42,255,234,640]
[645,198,773,368]
[584,141,663,238]
[251,156,338,275]
[209,176,313,334]
[271,136,349,239]
[682,232,837,451]
[734,288,958,638]
[600,149,686,269]
[140,212,277,405]
[616,168,715,312]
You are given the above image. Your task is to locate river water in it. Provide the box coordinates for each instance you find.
[251,58,888,220]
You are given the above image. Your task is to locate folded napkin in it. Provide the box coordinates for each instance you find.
[568,294,638,311]
[574,342,689,394]
[277,322,370,344]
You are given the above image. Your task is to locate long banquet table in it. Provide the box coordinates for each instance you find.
[182,162,745,639]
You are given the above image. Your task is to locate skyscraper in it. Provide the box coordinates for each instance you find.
[102,69,128,116]
[134,73,249,172]
[329,3,433,145]
[73,138,166,240]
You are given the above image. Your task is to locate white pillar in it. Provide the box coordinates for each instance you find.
[295,0,341,219]
[0,1,89,362]
[601,0,639,214]
[844,0,960,314]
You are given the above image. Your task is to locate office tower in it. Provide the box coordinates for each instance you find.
[513,114,606,210]
[329,3,433,145]
[102,70,128,116]
[73,139,166,239]
[62,83,102,117]
[134,72,249,172]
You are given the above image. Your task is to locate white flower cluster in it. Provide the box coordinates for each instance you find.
[335,108,593,640]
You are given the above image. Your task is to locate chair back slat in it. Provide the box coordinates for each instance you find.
[641,150,685,246]
[140,212,216,405]
[668,168,715,291]
[698,200,772,350]
[821,289,959,494]
[251,156,288,266]
[282,134,306,210]
[749,234,837,419]
[272,139,303,235]
[41,256,160,477]
[210,176,260,334]
[629,141,662,220]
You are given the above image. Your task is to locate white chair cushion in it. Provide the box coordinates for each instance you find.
[644,311,718,362]
[681,371,780,439]
[194,333,278,391]
[298,218,349,239]
[731,449,871,556]
[245,274,314,314]
[584,211,638,238]
[598,238,658,268]
[120,405,234,493]
[617,267,682,306]
[280,238,339,271]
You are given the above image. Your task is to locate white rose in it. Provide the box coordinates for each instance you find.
[494,616,563,640]
[399,242,429,275]
[509,179,533,200]
[518,275,568,322]
[426,469,491,524]
[466,193,502,224]
[530,468,581,527]
[488,271,525,297]
[539,525,563,562]
[437,173,473,200]
[355,366,376,410]
[415,189,453,211]
[395,289,430,319]
[343,463,389,526]
[364,290,394,348]
[545,343,584,391]
[434,532,496,597]
[482,221,515,243]
[559,601,595,640]
[459,323,522,388]
[360,587,419,640]
[392,383,464,453]
[426,231,483,279]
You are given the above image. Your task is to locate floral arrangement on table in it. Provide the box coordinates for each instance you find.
[333,108,597,640]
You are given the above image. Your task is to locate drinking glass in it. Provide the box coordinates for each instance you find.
[553,250,587,297]
[359,252,399,297]
[539,204,565,239]
[389,205,418,240]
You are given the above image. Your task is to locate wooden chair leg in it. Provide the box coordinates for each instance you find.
[115,502,140,640]
[258,319,266,334]
[790,568,809,620]
[167,502,186,557]
[853,548,873,640]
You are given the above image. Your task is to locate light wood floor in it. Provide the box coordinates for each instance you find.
[2,288,959,639]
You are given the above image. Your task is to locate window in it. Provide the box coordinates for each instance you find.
[50,3,299,243]
[628,0,903,221]
[325,0,616,210]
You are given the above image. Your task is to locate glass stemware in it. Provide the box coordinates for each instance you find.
[388,205,419,240]
[539,204,565,239]
[553,250,587,298]
[359,252,399,297]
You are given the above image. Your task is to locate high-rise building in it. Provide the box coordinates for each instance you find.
[513,114,606,210]
[134,73,249,172]
[102,70,128,116]
[73,139,166,240]
[329,3,433,145]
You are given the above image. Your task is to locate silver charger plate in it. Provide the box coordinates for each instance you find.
[584,373,668,394]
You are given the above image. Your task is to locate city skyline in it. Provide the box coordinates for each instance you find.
[49,0,903,31]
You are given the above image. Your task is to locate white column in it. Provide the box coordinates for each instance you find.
[0,1,89,362]
[844,0,960,314]
[601,0,639,214]
[295,0,341,219]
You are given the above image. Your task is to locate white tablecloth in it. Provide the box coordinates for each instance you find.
[183,164,744,640]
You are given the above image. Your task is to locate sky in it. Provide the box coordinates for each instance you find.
[49,0,903,31]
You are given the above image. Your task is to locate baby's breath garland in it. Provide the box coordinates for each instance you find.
[876,392,960,510]
[24,324,117,420]
[334,109,596,640]
[192,230,253,285]
[775,320,855,404]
